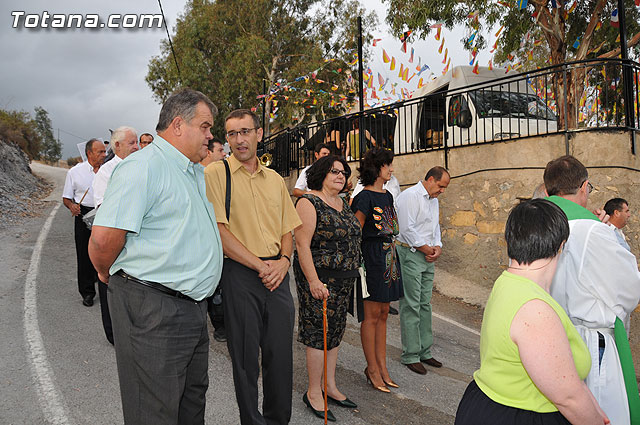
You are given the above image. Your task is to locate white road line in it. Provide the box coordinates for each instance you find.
[23,203,73,425]
[433,312,481,337]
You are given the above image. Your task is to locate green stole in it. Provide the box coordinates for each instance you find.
[548,196,640,424]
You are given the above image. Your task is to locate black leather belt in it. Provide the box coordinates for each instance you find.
[115,270,202,303]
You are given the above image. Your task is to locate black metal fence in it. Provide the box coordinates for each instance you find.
[261,58,640,177]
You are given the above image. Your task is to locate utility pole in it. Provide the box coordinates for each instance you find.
[357,16,364,113]
[262,79,267,129]
[617,0,636,153]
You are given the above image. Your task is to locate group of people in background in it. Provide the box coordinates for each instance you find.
[60,86,639,425]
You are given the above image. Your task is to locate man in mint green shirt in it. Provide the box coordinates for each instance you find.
[89,88,222,425]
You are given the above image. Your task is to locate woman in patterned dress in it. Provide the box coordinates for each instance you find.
[294,155,362,421]
[351,147,403,393]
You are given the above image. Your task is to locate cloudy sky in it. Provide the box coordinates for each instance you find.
[0,1,467,159]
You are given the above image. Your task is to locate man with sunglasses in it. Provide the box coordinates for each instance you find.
[544,155,640,425]
[204,109,301,425]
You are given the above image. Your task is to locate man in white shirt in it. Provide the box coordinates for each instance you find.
[93,126,139,207]
[395,166,450,374]
[292,143,331,197]
[62,138,106,307]
[546,156,640,425]
[91,126,138,344]
[604,197,631,252]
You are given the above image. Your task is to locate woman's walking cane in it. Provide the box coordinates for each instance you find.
[323,285,328,424]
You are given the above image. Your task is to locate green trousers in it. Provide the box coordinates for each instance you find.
[397,245,435,364]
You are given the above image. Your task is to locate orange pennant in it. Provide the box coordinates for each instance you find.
[438,38,445,54]
[390,57,396,71]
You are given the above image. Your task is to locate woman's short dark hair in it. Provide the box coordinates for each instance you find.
[306,155,351,191]
[505,199,569,265]
[357,147,394,186]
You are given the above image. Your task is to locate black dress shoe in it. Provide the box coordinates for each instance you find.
[303,392,336,422]
[325,393,357,409]
[213,327,227,342]
[388,305,399,315]
[421,357,443,368]
[82,295,94,307]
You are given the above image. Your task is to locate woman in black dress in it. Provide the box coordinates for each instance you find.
[351,147,402,393]
[294,155,362,421]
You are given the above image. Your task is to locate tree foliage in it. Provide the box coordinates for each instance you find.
[383,0,640,128]
[146,0,377,137]
[0,108,41,160]
[34,106,62,164]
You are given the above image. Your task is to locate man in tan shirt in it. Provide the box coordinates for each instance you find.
[205,109,301,425]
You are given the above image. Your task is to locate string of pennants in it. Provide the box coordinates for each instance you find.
[250,50,362,120]
[253,0,640,117]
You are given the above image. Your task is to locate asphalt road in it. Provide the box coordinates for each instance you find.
[0,163,482,424]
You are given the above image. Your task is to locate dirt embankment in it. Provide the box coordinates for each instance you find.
[0,139,52,228]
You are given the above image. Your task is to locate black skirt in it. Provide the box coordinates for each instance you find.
[455,380,570,425]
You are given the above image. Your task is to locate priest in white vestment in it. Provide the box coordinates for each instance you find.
[544,155,640,425]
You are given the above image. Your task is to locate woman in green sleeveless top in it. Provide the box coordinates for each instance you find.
[455,199,609,425]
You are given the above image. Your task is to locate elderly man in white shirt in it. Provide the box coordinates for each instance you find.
[91,126,138,344]
[62,138,106,307]
[92,126,139,207]
[395,166,450,375]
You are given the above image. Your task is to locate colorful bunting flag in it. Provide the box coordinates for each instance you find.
[472,61,479,74]
[409,47,415,63]
[495,25,504,38]
[595,21,602,31]
[406,73,416,83]
[442,48,448,64]
[378,73,385,87]
[383,49,390,63]
[417,78,424,89]
[572,37,581,49]
[568,1,577,13]
[611,9,619,27]
[435,26,442,40]
[517,0,527,10]
[398,63,404,78]
[417,64,430,76]
[442,58,451,74]
[390,57,396,71]
[403,67,409,81]
[438,38,445,54]
[372,38,382,47]
[488,59,493,70]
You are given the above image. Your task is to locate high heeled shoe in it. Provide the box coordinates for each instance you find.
[382,378,399,388]
[303,392,336,422]
[364,367,390,393]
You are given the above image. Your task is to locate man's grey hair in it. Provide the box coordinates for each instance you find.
[110,126,137,145]
[155,88,218,132]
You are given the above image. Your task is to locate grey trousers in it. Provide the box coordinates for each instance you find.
[222,259,295,425]
[108,273,210,425]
